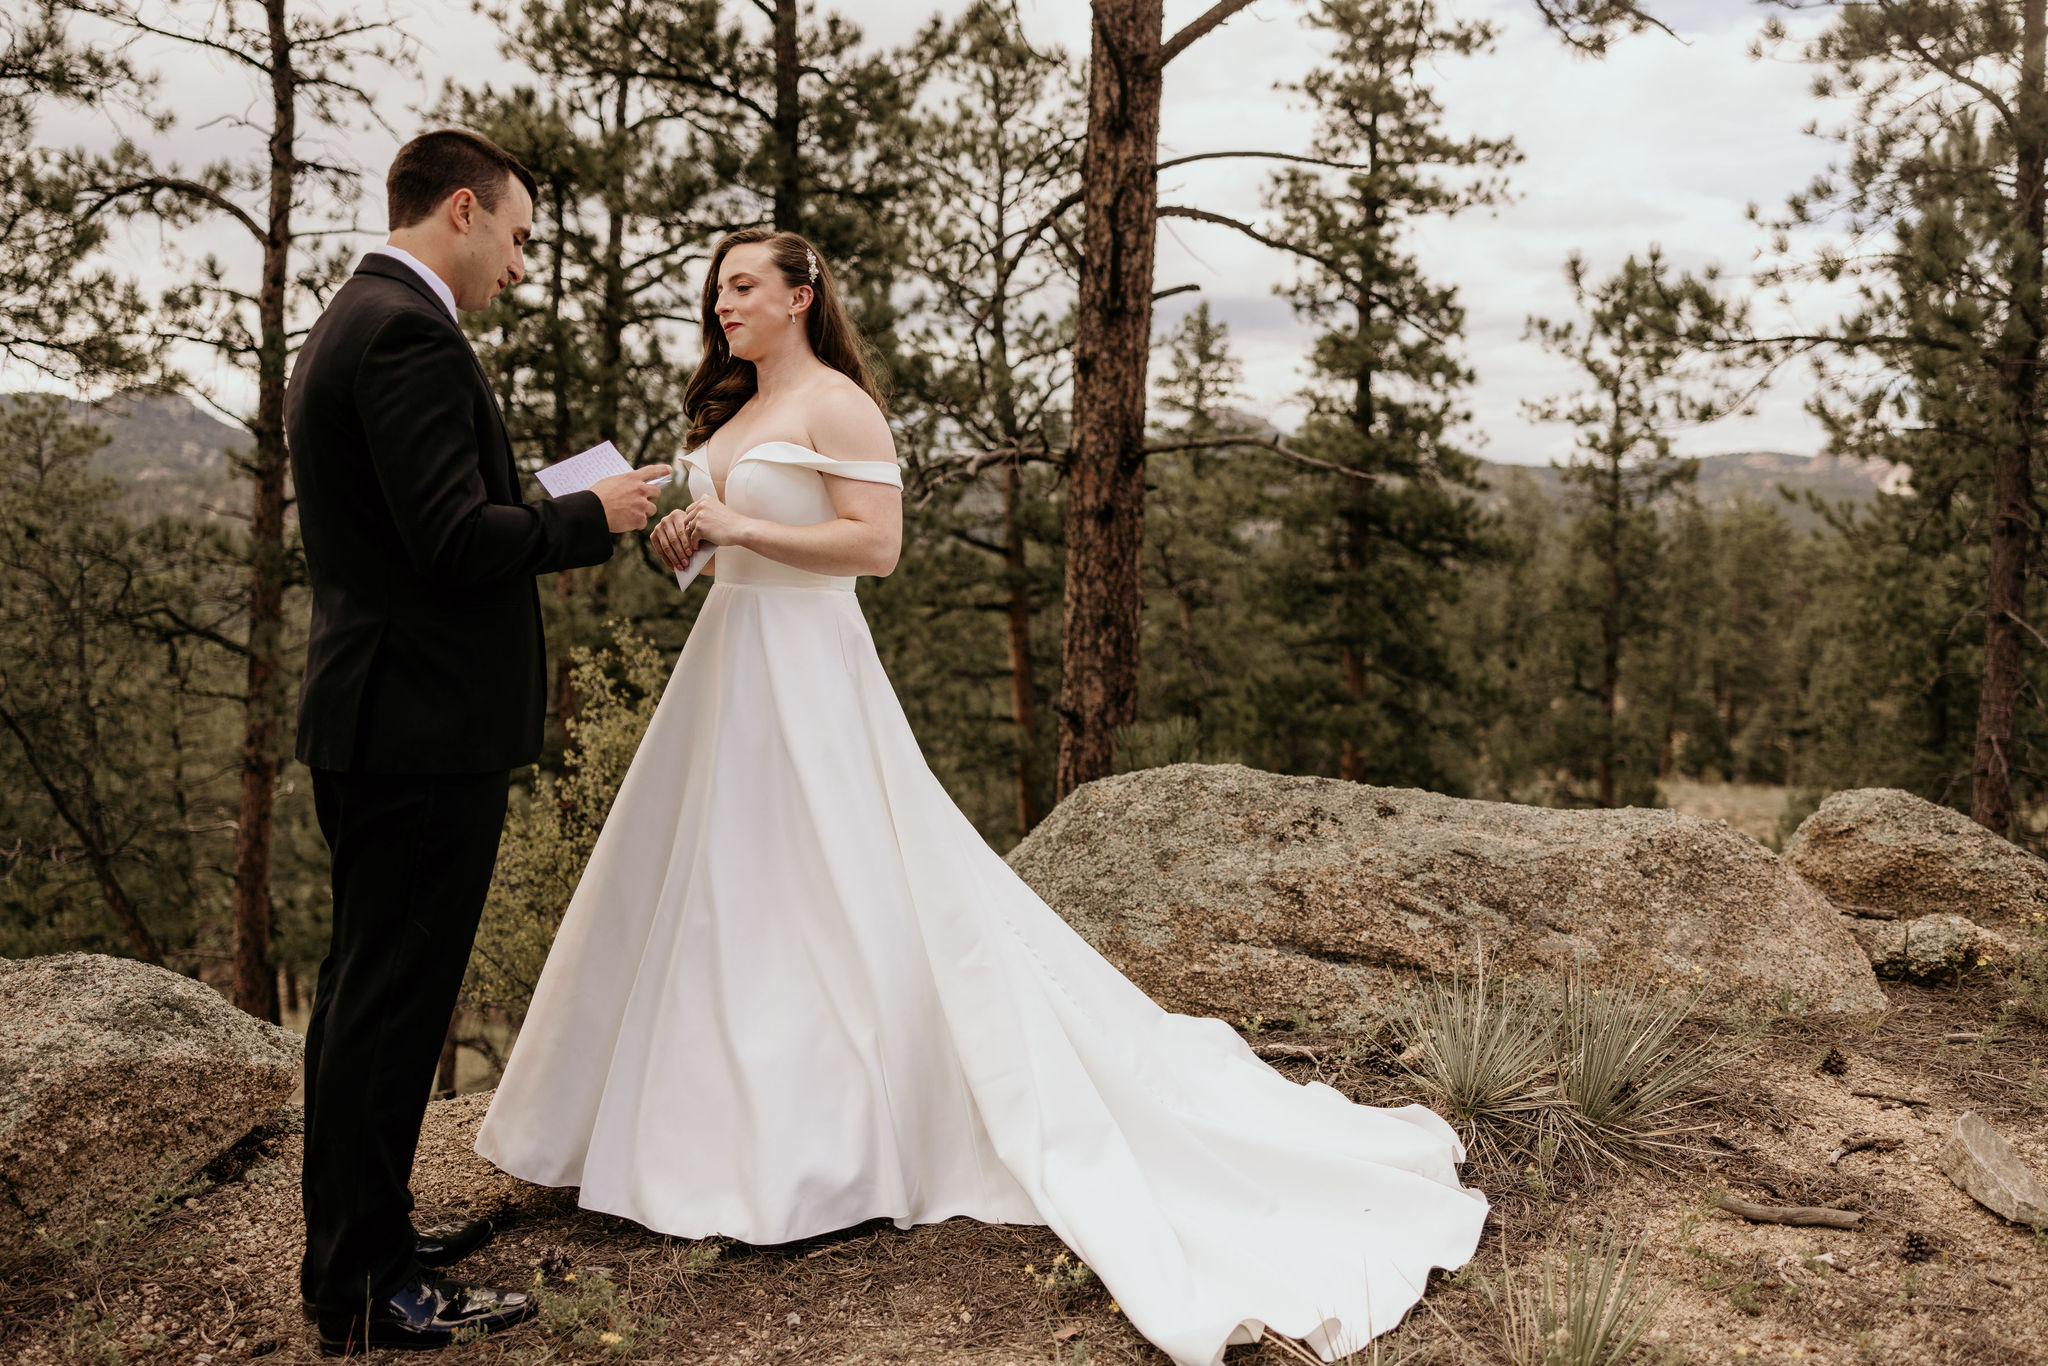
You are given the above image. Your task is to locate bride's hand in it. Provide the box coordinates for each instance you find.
[684,493,749,550]
[650,509,695,570]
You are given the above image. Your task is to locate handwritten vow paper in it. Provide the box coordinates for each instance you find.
[536,441,714,591]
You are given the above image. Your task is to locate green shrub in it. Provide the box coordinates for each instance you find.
[463,622,669,1023]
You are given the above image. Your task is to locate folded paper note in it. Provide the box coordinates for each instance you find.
[536,441,711,590]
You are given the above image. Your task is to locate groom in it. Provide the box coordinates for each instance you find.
[286,128,668,1354]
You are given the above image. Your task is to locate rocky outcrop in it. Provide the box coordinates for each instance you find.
[1849,913,1986,982]
[1784,788,2048,927]
[1006,765,1887,1025]
[0,953,301,1259]
[1937,1112,2048,1230]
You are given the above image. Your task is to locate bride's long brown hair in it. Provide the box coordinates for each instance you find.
[682,229,884,451]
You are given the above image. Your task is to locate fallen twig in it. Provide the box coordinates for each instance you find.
[1835,902,1902,920]
[1250,1042,1326,1062]
[1942,1033,1983,1045]
[1827,1134,1898,1166]
[1712,1194,1864,1230]
[1849,1088,1931,1107]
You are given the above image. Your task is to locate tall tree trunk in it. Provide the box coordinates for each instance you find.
[1338,644,1369,782]
[1058,0,1165,798]
[1338,299,1377,784]
[231,0,295,1025]
[1973,0,2047,835]
[1598,467,1621,809]
[1003,462,1042,839]
[544,179,581,728]
[771,0,801,232]
[596,82,630,446]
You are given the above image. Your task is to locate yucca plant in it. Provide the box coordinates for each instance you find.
[1552,971,1726,1170]
[1486,1238,1668,1366]
[1396,959,1564,1168]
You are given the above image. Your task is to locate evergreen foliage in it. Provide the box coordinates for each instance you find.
[1256,0,1513,788]
[18,0,2048,1048]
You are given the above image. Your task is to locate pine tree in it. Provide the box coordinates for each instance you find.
[1756,1,2048,833]
[1132,303,1281,769]
[1254,0,1511,787]
[70,0,413,1021]
[885,0,1081,839]
[631,0,922,339]
[1526,249,1745,807]
[0,6,149,383]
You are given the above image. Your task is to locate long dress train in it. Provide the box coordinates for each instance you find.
[475,441,1488,1366]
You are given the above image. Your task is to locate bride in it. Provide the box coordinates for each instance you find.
[474,228,1488,1366]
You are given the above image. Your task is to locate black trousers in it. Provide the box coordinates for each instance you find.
[300,766,511,1313]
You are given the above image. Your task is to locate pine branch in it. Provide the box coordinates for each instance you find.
[1157,0,1266,71]
[1144,434,1373,482]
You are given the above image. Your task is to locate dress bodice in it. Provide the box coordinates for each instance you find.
[673,440,904,592]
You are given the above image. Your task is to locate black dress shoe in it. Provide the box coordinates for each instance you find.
[415,1217,495,1269]
[301,1220,497,1321]
[315,1268,534,1356]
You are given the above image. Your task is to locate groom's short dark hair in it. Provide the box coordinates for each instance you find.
[387,129,538,230]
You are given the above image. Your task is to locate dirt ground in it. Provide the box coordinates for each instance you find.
[3,969,2044,1366]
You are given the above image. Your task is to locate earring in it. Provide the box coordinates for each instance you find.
[789,308,797,324]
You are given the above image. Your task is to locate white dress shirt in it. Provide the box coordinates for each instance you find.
[363,244,458,321]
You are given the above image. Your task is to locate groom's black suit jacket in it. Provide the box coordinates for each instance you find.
[287,255,614,772]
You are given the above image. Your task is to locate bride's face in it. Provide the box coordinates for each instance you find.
[715,243,810,362]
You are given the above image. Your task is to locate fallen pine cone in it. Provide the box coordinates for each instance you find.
[1900,1230,1939,1263]
[1818,1046,1850,1077]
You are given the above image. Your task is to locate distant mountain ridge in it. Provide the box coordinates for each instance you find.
[13,391,248,519]
[20,393,1909,529]
[1471,450,1906,531]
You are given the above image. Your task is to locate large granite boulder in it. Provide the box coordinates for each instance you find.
[1784,788,2048,927]
[0,953,301,1259]
[1006,764,1887,1025]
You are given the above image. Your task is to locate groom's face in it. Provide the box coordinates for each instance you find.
[455,173,534,311]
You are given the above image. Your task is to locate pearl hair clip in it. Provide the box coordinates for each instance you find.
[805,248,818,283]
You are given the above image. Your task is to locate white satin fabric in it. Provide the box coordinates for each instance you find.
[475,441,1489,1365]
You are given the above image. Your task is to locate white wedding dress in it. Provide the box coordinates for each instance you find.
[475,441,1488,1365]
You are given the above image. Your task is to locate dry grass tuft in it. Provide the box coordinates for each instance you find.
[1484,1236,1668,1366]
[1553,972,1728,1170]
[1394,960,1564,1169]
[1395,961,1726,1176]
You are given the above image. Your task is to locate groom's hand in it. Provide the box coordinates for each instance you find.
[592,466,668,532]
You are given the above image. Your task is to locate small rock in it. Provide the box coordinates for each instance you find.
[1853,913,1982,983]
[1936,1111,2048,1229]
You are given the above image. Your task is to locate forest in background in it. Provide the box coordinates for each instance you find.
[5,0,2047,1075]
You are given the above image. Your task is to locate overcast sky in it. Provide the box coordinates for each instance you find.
[43,0,1855,466]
